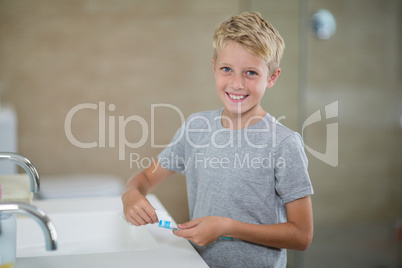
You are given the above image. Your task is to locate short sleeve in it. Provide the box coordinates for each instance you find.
[157,123,187,174]
[274,132,313,203]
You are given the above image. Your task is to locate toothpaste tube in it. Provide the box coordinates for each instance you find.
[155,210,179,230]
[158,219,180,231]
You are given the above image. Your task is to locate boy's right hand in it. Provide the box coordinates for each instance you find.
[122,188,158,226]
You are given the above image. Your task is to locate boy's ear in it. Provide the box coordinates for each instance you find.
[211,58,216,72]
[266,68,281,88]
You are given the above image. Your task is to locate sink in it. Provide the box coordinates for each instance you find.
[14,196,209,268]
[16,210,158,257]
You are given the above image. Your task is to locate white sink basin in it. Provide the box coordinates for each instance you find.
[17,210,158,257]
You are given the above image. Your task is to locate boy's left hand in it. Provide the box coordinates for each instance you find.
[173,216,230,246]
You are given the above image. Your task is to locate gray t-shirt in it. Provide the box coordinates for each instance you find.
[158,109,313,268]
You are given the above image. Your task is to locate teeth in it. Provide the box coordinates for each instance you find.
[228,93,246,100]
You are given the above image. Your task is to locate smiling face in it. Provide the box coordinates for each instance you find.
[212,41,280,128]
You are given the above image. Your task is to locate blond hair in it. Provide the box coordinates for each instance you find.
[212,12,285,74]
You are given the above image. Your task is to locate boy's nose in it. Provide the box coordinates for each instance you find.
[230,74,245,90]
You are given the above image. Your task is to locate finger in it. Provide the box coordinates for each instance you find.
[125,207,149,226]
[173,229,193,239]
[128,215,142,227]
[138,198,157,224]
[123,209,142,226]
[143,206,158,224]
[136,207,154,224]
[132,212,149,225]
[174,229,206,246]
[177,218,200,229]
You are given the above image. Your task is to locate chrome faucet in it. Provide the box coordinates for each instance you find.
[0,152,40,192]
[0,153,56,251]
[0,202,58,250]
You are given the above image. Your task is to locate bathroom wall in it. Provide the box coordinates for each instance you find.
[0,0,401,259]
[303,0,401,225]
[0,0,239,221]
[0,0,304,222]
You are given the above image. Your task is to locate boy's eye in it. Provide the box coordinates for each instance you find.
[246,70,257,76]
[221,67,231,72]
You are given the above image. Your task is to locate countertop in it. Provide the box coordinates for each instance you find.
[16,195,209,268]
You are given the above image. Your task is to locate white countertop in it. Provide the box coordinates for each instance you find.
[16,195,209,268]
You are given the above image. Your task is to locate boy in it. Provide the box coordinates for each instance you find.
[122,12,313,267]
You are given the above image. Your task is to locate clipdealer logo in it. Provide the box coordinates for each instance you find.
[64,101,339,167]
[64,102,185,160]
[301,101,338,167]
